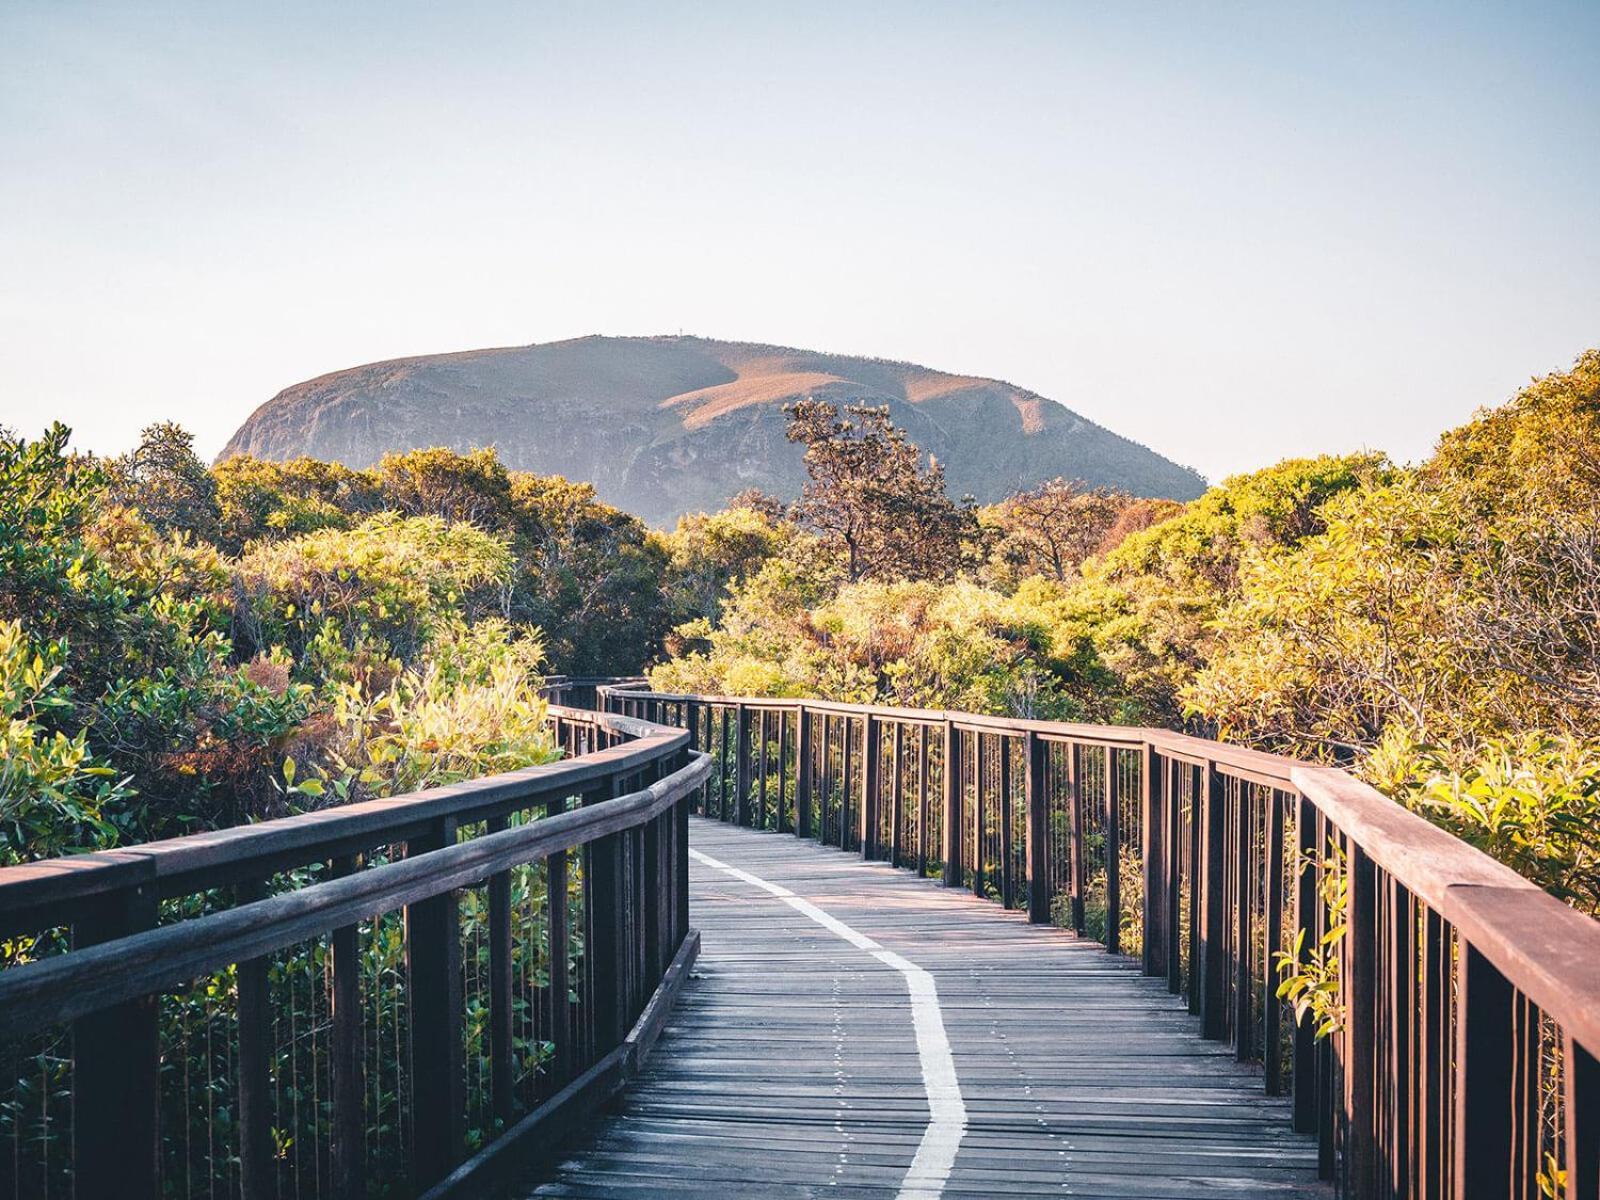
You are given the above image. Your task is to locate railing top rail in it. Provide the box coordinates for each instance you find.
[602,683,1600,1051]
[0,704,687,934]
[0,750,711,1043]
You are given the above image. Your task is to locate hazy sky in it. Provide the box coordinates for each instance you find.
[2,2,1596,482]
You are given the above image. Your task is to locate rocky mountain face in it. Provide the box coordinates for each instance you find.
[220,335,1206,526]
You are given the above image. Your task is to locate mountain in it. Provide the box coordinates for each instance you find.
[219,335,1207,527]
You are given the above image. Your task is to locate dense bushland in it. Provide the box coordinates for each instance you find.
[652,356,1600,915]
[4,352,1597,915]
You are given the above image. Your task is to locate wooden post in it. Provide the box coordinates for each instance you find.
[942,721,962,887]
[735,703,751,826]
[1199,763,1227,1040]
[972,731,988,899]
[1263,791,1286,1095]
[796,704,813,839]
[1292,795,1318,1132]
[73,874,160,1200]
[1068,744,1086,934]
[756,708,769,829]
[999,737,1015,909]
[235,878,273,1200]
[332,855,367,1199]
[1345,843,1378,1198]
[777,708,791,833]
[916,725,931,876]
[1234,785,1252,1057]
[1167,758,1184,995]
[1452,943,1521,1200]
[548,846,571,1087]
[889,722,905,867]
[1025,731,1049,923]
[407,816,464,1188]
[1564,1035,1598,1200]
[719,706,732,821]
[1141,742,1162,975]
[860,713,881,859]
[1104,747,1120,953]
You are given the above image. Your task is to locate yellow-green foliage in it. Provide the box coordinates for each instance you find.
[653,504,794,635]
[232,512,515,677]
[1189,352,1600,758]
[0,426,561,861]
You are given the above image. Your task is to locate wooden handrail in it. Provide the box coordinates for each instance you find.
[600,683,1600,1200]
[0,702,706,1200]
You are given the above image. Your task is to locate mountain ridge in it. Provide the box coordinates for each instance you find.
[221,334,1207,526]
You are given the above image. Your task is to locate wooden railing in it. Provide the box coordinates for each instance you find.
[601,685,1600,1200]
[0,705,707,1200]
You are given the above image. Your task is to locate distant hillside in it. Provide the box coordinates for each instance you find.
[220,335,1206,526]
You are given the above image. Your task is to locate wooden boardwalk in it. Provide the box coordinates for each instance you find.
[524,817,1327,1199]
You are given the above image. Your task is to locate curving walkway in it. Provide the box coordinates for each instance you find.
[523,818,1327,1199]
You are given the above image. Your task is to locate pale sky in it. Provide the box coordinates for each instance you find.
[2,1,1596,483]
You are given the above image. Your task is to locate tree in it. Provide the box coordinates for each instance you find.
[213,455,380,551]
[981,478,1135,587]
[106,421,220,539]
[506,473,669,675]
[785,400,976,582]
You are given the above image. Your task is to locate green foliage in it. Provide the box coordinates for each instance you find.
[0,621,128,862]
[213,454,378,551]
[654,504,794,645]
[505,471,668,676]
[1366,732,1600,916]
[1190,353,1600,761]
[104,421,221,541]
[1273,842,1347,1038]
[232,512,515,678]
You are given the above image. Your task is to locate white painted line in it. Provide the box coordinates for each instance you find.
[688,847,968,1199]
